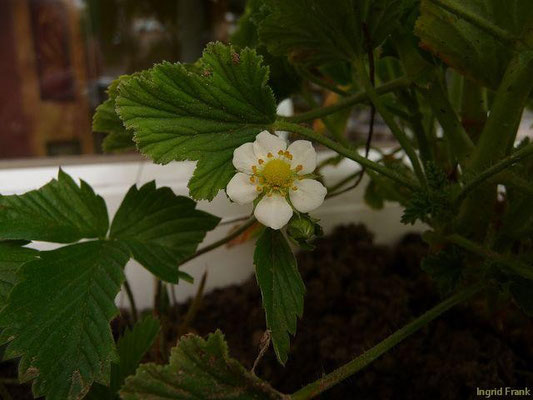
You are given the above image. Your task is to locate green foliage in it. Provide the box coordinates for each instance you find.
[87,316,160,399]
[415,0,533,89]
[0,241,130,400]
[110,181,220,283]
[0,171,220,399]
[402,163,454,225]
[0,241,38,306]
[93,75,138,152]
[421,247,463,295]
[230,0,301,100]
[254,229,305,364]
[120,330,284,399]
[258,0,407,66]
[115,42,277,200]
[0,170,108,243]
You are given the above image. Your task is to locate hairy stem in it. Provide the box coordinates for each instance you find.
[353,58,427,186]
[291,282,484,400]
[456,142,533,204]
[469,52,533,170]
[431,232,533,281]
[296,65,349,96]
[420,79,474,165]
[180,218,257,265]
[460,78,486,142]
[274,120,419,191]
[281,77,411,123]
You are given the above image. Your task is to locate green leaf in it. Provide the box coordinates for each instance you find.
[231,0,301,100]
[0,170,109,243]
[87,316,160,400]
[0,240,129,400]
[254,229,305,364]
[110,182,220,283]
[364,180,385,210]
[93,76,136,153]
[115,42,277,200]
[510,277,533,317]
[120,330,284,400]
[415,0,533,89]
[0,241,38,307]
[258,0,407,67]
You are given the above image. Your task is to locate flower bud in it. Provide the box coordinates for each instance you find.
[286,214,323,250]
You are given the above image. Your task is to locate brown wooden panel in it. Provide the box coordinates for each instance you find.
[0,0,33,158]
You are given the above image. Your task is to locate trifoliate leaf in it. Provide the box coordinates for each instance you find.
[87,316,160,400]
[93,76,136,153]
[510,277,533,317]
[415,0,533,89]
[0,240,130,400]
[0,241,38,306]
[110,182,220,283]
[421,247,463,295]
[115,42,277,200]
[254,229,305,364]
[258,0,407,66]
[120,330,285,400]
[0,170,109,243]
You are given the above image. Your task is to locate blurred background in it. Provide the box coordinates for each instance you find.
[0,0,245,159]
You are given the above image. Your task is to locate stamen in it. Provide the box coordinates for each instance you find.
[258,159,264,165]
[295,165,303,172]
[250,176,255,183]
[267,152,273,158]
[252,165,257,173]
[256,186,263,192]
[285,151,293,160]
[292,186,298,190]
[278,150,284,155]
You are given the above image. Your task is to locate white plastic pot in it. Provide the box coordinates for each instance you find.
[0,150,424,310]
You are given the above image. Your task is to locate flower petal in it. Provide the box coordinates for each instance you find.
[226,173,258,205]
[289,179,327,213]
[232,142,257,174]
[253,131,287,160]
[254,193,293,230]
[287,140,317,174]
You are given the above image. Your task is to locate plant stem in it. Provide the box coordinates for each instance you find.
[433,233,533,281]
[469,52,533,170]
[180,218,257,265]
[459,52,533,236]
[456,142,533,204]
[291,282,484,400]
[353,58,427,186]
[420,79,474,165]
[460,78,486,142]
[274,120,419,191]
[282,77,411,123]
[123,279,138,323]
[296,65,349,96]
[428,0,515,45]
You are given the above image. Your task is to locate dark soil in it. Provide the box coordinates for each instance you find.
[170,224,533,400]
[2,224,532,399]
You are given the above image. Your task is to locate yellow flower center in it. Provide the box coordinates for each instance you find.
[262,159,292,187]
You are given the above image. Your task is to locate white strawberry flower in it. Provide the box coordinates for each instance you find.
[226,131,327,229]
